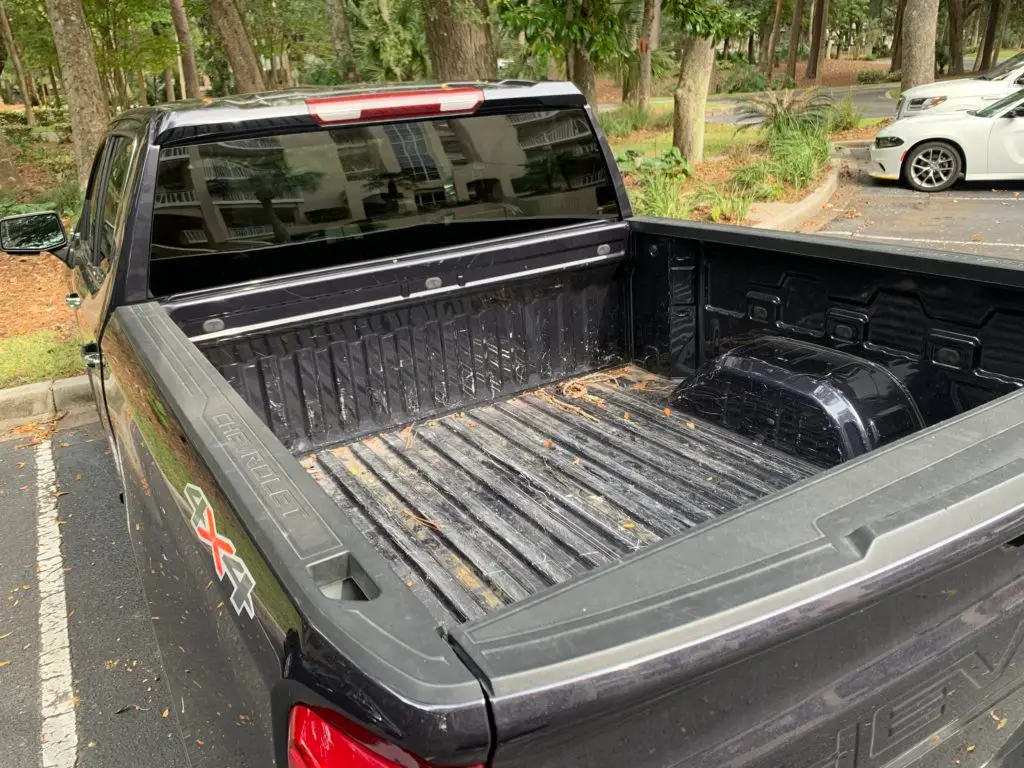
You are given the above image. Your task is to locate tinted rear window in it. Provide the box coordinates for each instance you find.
[149,109,619,295]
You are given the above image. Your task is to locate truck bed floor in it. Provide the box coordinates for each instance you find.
[303,366,817,625]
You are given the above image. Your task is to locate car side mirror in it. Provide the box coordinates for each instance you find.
[0,211,70,265]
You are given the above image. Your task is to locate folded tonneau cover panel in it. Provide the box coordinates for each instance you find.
[304,366,816,625]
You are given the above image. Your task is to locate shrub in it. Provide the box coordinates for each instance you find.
[0,111,28,129]
[736,89,834,134]
[717,62,769,94]
[598,106,671,138]
[728,123,830,202]
[856,69,901,84]
[619,146,694,219]
[825,95,864,133]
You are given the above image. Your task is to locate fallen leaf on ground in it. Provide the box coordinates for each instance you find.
[0,660,9,667]
[542,439,554,448]
[663,407,672,416]
[162,708,170,718]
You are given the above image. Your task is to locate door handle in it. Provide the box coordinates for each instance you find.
[65,293,81,309]
[79,343,100,368]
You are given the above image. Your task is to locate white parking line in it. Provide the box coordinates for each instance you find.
[948,196,1024,202]
[824,231,1024,249]
[35,440,77,768]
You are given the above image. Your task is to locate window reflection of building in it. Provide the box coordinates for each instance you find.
[150,110,610,257]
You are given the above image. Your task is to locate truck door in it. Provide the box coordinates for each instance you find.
[66,134,138,432]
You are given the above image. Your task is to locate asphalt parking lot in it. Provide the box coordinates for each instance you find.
[0,418,188,768]
[812,145,1024,257]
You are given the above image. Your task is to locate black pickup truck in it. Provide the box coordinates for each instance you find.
[8,81,1024,768]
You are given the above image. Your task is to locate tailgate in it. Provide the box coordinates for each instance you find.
[451,388,1024,768]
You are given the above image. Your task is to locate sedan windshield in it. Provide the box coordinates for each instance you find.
[974,88,1024,117]
[979,51,1024,80]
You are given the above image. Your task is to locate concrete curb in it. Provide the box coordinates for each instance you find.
[0,375,92,422]
[749,162,840,232]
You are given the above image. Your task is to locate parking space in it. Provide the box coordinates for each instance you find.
[0,419,187,768]
[811,146,1024,257]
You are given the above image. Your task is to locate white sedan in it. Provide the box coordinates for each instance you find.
[870,89,1024,192]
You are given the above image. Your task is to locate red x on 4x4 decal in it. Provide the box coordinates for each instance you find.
[195,506,236,578]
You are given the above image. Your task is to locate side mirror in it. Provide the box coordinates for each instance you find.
[0,211,70,264]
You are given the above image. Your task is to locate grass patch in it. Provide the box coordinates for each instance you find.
[0,330,83,389]
[609,122,758,160]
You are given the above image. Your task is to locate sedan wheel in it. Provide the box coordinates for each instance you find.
[904,142,962,193]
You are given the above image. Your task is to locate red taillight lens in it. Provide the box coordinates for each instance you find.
[306,88,484,125]
[287,704,483,768]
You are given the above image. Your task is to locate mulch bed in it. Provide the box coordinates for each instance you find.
[0,252,77,340]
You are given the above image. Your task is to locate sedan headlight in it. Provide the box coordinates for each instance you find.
[874,136,905,148]
[907,96,948,112]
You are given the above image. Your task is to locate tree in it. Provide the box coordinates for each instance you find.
[891,0,905,71]
[169,0,201,98]
[208,0,264,92]
[44,0,108,188]
[638,0,658,110]
[759,0,784,75]
[978,0,999,71]
[673,35,714,162]
[786,0,806,79]
[902,0,940,91]
[0,0,33,125]
[323,0,353,74]
[805,0,829,80]
[664,0,733,165]
[497,0,625,106]
[422,0,496,81]
[948,0,965,75]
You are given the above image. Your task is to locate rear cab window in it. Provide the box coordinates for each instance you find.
[149,108,619,296]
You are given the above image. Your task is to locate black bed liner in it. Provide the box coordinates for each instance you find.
[303,366,816,625]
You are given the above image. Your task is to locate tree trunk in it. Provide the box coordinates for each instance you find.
[638,0,657,110]
[622,2,640,105]
[806,0,829,80]
[323,0,353,75]
[757,14,773,71]
[902,0,940,90]
[948,0,965,75]
[787,0,807,78]
[891,0,905,70]
[572,41,597,106]
[673,36,714,165]
[979,0,999,71]
[169,0,202,98]
[747,34,755,63]
[993,0,1011,62]
[43,0,108,187]
[545,54,560,80]
[48,66,61,108]
[761,0,785,75]
[422,0,497,80]
[0,0,34,125]
[650,0,660,49]
[137,69,148,105]
[164,69,176,101]
[208,0,265,92]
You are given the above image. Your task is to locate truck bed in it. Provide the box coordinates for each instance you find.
[302,366,816,625]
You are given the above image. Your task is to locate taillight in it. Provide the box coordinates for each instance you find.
[288,704,483,768]
[306,87,484,125]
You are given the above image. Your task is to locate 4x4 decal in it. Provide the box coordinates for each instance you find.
[183,483,256,619]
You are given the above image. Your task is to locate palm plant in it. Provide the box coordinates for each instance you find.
[735,89,834,133]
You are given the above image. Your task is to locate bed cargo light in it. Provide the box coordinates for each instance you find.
[306,87,484,125]
[288,705,484,768]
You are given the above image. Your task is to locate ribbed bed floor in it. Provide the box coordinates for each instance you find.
[303,366,817,626]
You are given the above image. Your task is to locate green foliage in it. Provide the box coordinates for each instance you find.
[729,123,830,201]
[736,89,834,133]
[825,95,864,133]
[0,331,83,389]
[856,69,902,84]
[496,0,628,70]
[691,186,753,224]
[598,106,672,138]
[617,146,692,178]
[716,62,796,94]
[349,0,431,81]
